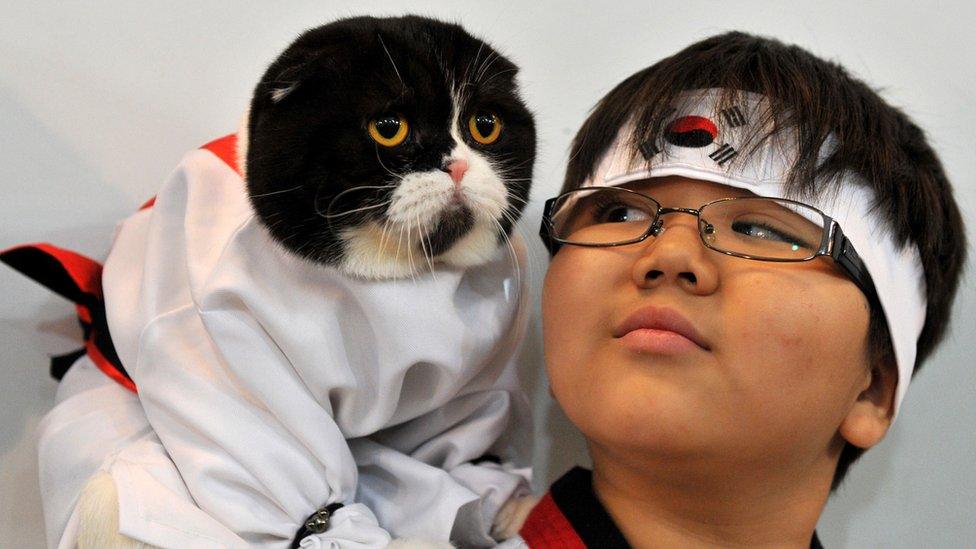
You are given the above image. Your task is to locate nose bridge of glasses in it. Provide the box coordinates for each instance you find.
[658,207,701,217]
[652,207,703,235]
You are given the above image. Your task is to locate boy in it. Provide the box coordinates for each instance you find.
[513,31,965,547]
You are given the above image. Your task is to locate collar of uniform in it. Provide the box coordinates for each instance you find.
[521,467,824,548]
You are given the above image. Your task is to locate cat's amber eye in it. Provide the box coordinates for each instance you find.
[368,114,409,147]
[468,111,502,145]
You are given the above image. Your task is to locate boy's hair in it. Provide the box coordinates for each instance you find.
[562,31,966,490]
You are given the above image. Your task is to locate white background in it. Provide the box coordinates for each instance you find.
[1,1,973,546]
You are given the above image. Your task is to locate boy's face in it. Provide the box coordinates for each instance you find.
[542,176,884,478]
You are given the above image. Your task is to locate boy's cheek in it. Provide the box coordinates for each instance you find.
[719,284,869,425]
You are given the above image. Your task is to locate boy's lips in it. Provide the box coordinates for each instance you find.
[613,305,711,351]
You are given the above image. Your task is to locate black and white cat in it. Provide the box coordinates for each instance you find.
[70,14,538,549]
[239,15,536,279]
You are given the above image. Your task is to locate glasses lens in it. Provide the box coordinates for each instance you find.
[550,188,659,245]
[699,198,826,260]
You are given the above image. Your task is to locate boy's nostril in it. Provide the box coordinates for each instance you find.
[679,272,697,284]
[646,270,663,281]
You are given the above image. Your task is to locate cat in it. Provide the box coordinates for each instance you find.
[240,14,536,279]
[26,14,538,548]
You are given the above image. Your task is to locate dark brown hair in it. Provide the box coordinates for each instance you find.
[562,31,966,490]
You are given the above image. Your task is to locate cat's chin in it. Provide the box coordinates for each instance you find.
[336,219,502,280]
[436,221,505,268]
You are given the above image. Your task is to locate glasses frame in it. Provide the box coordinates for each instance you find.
[539,186,879,306]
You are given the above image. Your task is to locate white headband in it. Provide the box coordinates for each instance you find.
[581,88,926,421]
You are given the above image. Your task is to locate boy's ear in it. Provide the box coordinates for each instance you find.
[838,362,898,449]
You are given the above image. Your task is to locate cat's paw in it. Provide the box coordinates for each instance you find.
[77,471,156,548]
[490,493,542,541]
[386,539,455,549]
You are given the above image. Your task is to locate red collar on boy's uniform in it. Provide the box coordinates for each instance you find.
[518,467,824,549]
[519,467,630,548]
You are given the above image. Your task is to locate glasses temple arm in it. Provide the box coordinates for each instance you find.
[829,222,881,307]
[540,198,560,256]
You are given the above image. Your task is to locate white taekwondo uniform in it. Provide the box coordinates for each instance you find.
[32,136,533,548]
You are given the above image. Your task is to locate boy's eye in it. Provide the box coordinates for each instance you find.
[730,220,809,250]
[598,205,651,223]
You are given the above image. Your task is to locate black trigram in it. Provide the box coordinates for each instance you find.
[709,143,738,165]
[639,139,661,160]
[720,106,746,127]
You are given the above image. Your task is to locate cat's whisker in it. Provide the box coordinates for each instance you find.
[424,228,438,278]
[312,186,331,226]
[392,221,406,289]
[375,218,393,267]
[498,207,527,233]
[374,147,402,179]
[482,67,519,86]
[403,216,414,283]
[336,184,399,191]
[492,157,535,172]
[474,50,501,84]
[249,185,303,198]
[502,211,545,265]
[485,161,534,181]
[497,208,546,271]
[314,183,396,225]
[406,217,419,284]
[503,187,531,200]
[465,39,487,86]
[376,33,404,89]
[415,209,438,281]
[488,215,522,300]
[316,201,390,220]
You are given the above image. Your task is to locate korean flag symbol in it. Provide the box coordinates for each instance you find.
[637,102,749,167]
[665,115,718,148]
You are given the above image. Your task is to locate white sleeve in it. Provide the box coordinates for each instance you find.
[37,354,252,548]
[37,354,152,549]
[352,368,533,546]
[296,504,391,548]
[117,304,392,547]
[95,155,392,546]
[39,354,391,549]
[351,233,534,547]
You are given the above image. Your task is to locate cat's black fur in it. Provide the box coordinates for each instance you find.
[244,15,536,277]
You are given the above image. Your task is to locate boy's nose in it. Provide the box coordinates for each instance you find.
[632,215,719,295]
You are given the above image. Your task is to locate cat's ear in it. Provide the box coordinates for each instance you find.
[270,82,299,104]
[258,44,339,106]
[261,59,310,105]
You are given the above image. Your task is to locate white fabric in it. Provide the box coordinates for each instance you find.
[583,88,926,420]
[38,146,532,547]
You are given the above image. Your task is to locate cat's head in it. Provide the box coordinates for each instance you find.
[240,15,536,280]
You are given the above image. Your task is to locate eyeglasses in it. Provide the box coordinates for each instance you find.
[539,186,879,304]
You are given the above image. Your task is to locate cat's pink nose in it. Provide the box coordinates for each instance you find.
[445,159,468,185]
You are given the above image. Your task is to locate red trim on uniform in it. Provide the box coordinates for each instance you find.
[85,336,137,393]
[1,243,137,394]
[75,304,92,324]
[201,134,240,175]
[139,196,156,210]
[4,243,104,298]
[519,493,586,549]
